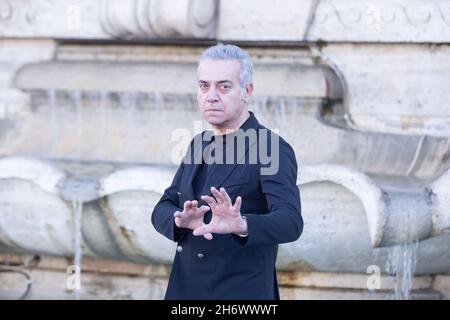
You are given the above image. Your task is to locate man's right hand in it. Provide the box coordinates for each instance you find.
[174,200,212,240]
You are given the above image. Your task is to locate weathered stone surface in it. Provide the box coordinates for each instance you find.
[433,276,450,300]
[0,178,74,256]
[307,0,450,43]
[321,44,450,137]
[281,287,441,300]
[217,0,450,43]
[0,39,55,120]
[0,158,178,264]
[0,0,217,39]
[0,0,105,39]
[279,174,450,274]
[217,0,313,41]
[6,44,450,180]
[430,169,450,235]
[277,270,433,290]
[0,267,168,300]
[100,0,218,38]
[1,0,449,301]
[2,1,450,42]
[1,158,449,275]
[0,254,446,300]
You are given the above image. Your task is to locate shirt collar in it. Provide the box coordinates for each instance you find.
[212,111,258,140]
[239,111,258,131]
[202,111,259,147]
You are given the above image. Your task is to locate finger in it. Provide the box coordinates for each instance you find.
[183,201,191,212]
[199,205,211,213]
[211,187,224,205]
[201,195,217,208]
[204,232,213,240]
[219,187,232,206]
[191,200,198,207]
[233,196,242,212]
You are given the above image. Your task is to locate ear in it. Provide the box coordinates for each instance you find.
[242,83,254,103]
[245,83,254,96]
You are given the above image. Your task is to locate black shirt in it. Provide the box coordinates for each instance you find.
[192,112,254,223]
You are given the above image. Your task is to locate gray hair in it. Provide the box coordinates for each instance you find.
[199,43,254,95]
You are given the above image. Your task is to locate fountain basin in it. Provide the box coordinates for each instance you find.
[0,157,449,274]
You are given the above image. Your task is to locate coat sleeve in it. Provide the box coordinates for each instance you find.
[151,161,190,242]
[151,133,204,242]
[237,138,303,247]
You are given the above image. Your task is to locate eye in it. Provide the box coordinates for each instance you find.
[218,84,231,93]
[199,83,209,92]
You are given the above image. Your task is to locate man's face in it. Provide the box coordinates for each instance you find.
[197,59,248,129]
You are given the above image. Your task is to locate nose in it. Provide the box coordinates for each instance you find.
[206,87,219,103]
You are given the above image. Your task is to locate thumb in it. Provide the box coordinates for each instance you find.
[173,210,182,218]
[193,225,213,240]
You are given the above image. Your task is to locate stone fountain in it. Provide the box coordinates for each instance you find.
[0,0,449,299]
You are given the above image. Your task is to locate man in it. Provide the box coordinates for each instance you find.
[151,43,303,300]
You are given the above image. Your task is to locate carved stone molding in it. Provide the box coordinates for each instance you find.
[216,0,450,42]
[0,0,448,42]
[0,0,13,22]
[312,1,450,27]
[100,0,218,38]
[308,0,450,42]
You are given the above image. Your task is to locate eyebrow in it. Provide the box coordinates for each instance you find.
[198,80,233,85]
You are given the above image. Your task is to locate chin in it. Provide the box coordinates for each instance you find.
[204,114,225,125]
[206,118,225,126]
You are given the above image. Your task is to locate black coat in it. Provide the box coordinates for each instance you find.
[151,112,303,300]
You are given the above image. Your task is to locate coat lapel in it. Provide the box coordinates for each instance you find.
[182,133,207,202]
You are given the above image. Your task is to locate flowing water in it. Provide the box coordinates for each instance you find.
[72,200,83,300]
[385,204,419,300]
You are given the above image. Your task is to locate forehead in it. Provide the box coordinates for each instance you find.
[198,59,241,82]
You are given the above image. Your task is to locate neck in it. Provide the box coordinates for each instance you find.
[212,110,250,136]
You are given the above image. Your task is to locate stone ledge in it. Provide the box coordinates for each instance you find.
[281,287,442,300]
[1,253,447,300]
[0,253,170,278]
[278,270,432,291]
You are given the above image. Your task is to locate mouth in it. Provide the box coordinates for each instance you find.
[205,109,223,112]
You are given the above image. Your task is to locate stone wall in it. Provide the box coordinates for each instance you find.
[1,0,449,299]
